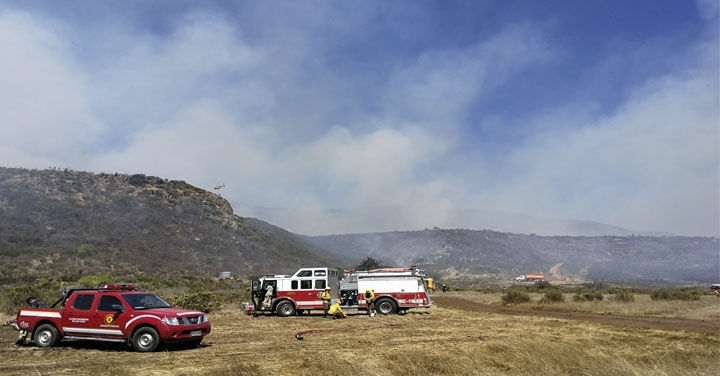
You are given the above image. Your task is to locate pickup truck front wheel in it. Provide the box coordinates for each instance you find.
[132,327,160,352]
[34,324,58,348]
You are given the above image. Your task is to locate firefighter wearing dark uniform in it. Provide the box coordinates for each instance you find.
[364,289,375,316]
[321,287,332,318]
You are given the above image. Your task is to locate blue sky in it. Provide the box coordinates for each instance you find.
[0,0,717,236]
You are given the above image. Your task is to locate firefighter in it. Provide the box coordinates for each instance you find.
[27,297,45,309]
[328,300,347,319]
[321,287,332,318]
[17,297,46,345]
[262,284,274,309]
[364,289,375,317]
[442,284,447,293]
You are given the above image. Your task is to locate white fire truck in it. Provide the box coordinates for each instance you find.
[244,266,432,316]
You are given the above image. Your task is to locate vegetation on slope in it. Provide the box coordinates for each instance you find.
[0,167,344,284]
[307,229,719,284]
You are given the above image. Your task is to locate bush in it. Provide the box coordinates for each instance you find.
[573,291,603,302]
[128,174,148,186]
[540,290,565,303]
[501,289,531,305]
[649,289,671,300]
[77,274,113,287]
[0,278,63,314]
[614,289,634,303]
[650,288,701,301]
[169,291,219,313]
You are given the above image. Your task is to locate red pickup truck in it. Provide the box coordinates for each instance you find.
[15,283,211,352]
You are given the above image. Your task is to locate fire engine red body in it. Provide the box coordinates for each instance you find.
[14,284,210,352]
[245,266,433,316]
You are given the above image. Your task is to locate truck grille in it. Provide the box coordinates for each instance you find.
[180,316,204,325]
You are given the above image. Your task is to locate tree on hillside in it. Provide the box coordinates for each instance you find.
[356,257,387,271]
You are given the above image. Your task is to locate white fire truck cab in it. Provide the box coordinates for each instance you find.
[245,266,432,316]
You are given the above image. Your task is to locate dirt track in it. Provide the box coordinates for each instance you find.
[433,296,720,335]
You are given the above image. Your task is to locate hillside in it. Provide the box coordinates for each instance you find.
[0,167,345,283]
[306,229,719,284]
[238,205,669,237]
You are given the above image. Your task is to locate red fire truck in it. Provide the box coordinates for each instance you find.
[244,266,432,316]
[13,284,210,352]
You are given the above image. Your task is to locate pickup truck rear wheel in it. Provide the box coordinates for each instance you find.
[34,324,58,348]
[132,327,160,352]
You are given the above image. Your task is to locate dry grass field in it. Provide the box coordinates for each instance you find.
[0,293,718,376]
[450,291,720,320]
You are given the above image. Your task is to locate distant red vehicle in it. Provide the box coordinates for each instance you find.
[712,284,720,295]
[14,284,210,352]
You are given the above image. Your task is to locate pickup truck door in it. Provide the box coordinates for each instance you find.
[88,295,127,337]
[62,293,97,337]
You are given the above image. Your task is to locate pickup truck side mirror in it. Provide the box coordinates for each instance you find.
[111,304,125,312]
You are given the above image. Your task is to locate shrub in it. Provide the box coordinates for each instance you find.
[593,291,604,301]
[672,289,701,301]
[0,278,62,314]
[613,289,634,303]
[77,274,113,287]
[128,174,148,186]
[534,281,553,290]
[650,289,671,301]
[501,289,531,305]
[540,290,565,303]
[572,291,603,302]
[650,288,701,301]
[169,291,219,313]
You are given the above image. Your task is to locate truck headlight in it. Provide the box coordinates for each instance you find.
[162,317,180,325]
[202,315,208,323]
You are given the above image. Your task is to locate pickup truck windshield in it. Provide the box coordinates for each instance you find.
[121,293,172,310]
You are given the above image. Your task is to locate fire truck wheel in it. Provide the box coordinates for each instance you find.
[34,324,59,348]
[375,298,397,315]
[132,327,161,352]
[276,301,296,317]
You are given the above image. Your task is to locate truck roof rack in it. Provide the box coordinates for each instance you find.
[49,283,137,308]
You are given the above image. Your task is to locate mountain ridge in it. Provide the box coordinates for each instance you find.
[304,229,718,284]
[238,205,671,237]
[0,167,345,283]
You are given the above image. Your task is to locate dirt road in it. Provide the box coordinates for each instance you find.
[433,296,720,335]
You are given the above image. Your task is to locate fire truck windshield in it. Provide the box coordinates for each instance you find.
[121,293,172,310]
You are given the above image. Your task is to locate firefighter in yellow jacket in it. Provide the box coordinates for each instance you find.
[364,289,375,316]
[328,300,347,319]
[320,287,332,318]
